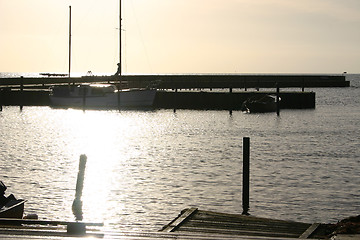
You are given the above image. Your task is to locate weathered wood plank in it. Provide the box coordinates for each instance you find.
[176,226,301,238]
[184,220,309,234]
[0,218,103,226]
[161,209,317,238]
[161,207,198,232]
[299,223,321,239]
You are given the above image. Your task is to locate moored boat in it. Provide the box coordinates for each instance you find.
[241,94,279,113]
[50,84,156,109]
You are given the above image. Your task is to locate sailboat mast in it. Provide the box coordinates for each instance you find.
[69,6,72,80]
[119,0,122,76]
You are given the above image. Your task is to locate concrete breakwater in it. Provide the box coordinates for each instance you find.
[0,73,349,89]
[0,89,315,110]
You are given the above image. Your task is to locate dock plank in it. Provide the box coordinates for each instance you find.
[299,223,321,239]
[161,207,198,232]
[161,209,318,239]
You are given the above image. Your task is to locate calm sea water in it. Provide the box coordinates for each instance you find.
[0,73,359,231]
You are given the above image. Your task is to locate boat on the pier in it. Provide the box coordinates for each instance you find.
[241,94,279,113]
[0,199,25,219]
[50,84,156,109]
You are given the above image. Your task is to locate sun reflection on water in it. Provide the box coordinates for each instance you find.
[55,109,158,223]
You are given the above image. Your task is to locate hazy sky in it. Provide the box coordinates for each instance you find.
[1,0,359,74]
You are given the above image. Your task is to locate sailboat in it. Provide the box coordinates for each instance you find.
[50,2,157,109]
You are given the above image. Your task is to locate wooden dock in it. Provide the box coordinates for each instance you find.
[160,208,330,239]
[0,89,315,110]
[0,209,358,239]
[0,73,349,110]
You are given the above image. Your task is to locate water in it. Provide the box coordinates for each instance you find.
[0,73,359,231]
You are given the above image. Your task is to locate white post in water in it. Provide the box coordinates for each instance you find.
[69,155,87,235]
[72,155,87,221]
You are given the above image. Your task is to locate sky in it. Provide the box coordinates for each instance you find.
[1,0,360,74]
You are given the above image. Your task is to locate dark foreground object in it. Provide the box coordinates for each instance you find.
[0,89,315,110]
[0,210,358,239]
[0,74,350,88]
[161,208,336,239]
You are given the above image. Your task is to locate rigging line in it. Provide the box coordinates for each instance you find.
[130,0,153,73]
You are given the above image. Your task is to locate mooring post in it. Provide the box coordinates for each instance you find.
[229,87,233,115]
[276,83,280,116]
[302,78,305,92]
[69,154,87,235]
[242,137,250,215]
[0,88,2,112]
[72,154,87,222]
[20,76,24,111]
[174,88,177,113]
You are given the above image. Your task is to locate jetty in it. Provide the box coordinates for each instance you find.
[0,73,349,110]
[0,73,350,88]
[0,209,357,239]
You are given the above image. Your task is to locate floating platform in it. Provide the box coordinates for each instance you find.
[0,73,348,110]
[0,89,315,110]
[1,208,353,239]
[161,208,331,239]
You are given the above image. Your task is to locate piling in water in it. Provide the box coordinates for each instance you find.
[72,154,87,221]
[20,77,24,111]
[242,137,250,215]
[276,83,280,116]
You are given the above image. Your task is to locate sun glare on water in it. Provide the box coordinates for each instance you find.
[52,109,154,223]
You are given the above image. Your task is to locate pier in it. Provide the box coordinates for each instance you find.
[0,88,315,110]
[1,210,357,239]
[0,73,349,110]
[0,73,350,89]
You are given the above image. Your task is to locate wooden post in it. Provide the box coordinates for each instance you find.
[72,154,87,222]
[242,137,250,215]
[0,88,2,111]
[276,83,280,116]
[302,78,305,92]
[20,76,24,111]
[174,88,177,113]
[229,87,233,115]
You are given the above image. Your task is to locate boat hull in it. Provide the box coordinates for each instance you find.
[241,94,278,113]
[0,200,25,219]
[242,102,277,113]
[50,88,157,109]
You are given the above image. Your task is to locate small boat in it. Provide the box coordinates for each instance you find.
[0,199,25,219]
[50,84,156,109]
[241,94,279,113]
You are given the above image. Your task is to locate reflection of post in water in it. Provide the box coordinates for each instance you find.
[72,154,87,221]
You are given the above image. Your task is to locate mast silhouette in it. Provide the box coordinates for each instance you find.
[119,0,122,77]
[69,6,72,82]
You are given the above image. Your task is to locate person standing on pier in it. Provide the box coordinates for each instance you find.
[114,63,121,76]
